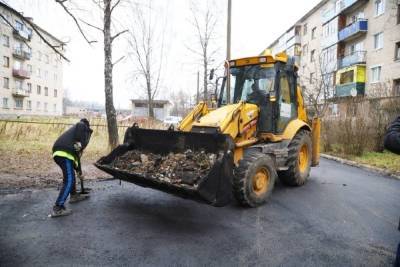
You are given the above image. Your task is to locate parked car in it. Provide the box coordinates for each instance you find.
[163,116,182,126]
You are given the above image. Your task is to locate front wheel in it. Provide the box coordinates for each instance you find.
[233,150,277,207]
[279,130,312,186]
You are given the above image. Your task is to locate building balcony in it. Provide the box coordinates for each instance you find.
[335,82,365,97]
[338,19,367,42]
[286,35,301,48]
[322,8,337,24]
[338,0,368,14]
[338,51,366,68]
[12,68,31,79]
[12,88,29,97]
[13,29,32,41]
[335,64,366,97]
[12,48,32,60]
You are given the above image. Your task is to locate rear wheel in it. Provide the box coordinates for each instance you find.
[233,150,277,207]
[279,130,312,186]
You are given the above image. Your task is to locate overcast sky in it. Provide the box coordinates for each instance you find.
[6,0,320,109]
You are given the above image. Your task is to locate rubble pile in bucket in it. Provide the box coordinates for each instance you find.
[109,150,217,185]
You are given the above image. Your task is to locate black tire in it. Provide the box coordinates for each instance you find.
[233,149,277,207]
[279,130,312,186]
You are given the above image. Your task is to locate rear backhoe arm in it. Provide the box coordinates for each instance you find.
[177,102,209,132]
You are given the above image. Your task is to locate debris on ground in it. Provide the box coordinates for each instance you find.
[109,150,217,186]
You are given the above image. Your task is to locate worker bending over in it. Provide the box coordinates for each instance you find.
[51,118,93,217]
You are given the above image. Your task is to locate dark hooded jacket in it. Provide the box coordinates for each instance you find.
[52,119,93,173]
[384,116,400,155]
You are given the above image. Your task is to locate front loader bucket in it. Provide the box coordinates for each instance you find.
[95,126,235,207]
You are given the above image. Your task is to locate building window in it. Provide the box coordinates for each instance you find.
[2,97,8,108]
[15,79,23,90]
[397,4,400,24]
[374,0,384,16]
[3,56,9,67]
[37,85,41,95]
[53,104,57,112]
[395,42,400,60]
[303,44,308,56]
[3,77,9,88]
[303,23,308,35]
[36,101,41,110]
[2,34,9,47]
[54,74,57,81]
[27,83,32,93]
[27,100,32,110]
[14,60,22,70]
[15,99,23,109]
[27,64,32,74]
[310,49,315,62]
[310,72,315,84]
[38,51,42,61]
[373,32,383,49]
[44,70,48,79]
[44,87,48,96]
[54,89,58,97]
[311,27,316,39]
[44,102,48,112]
[15,20,23,31]
[371,66,382,83]
[393,79,400,96]
[37,68,41,78]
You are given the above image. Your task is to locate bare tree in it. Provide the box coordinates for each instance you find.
[187,1,219,102]
[126,1,166,118]
[300,50,336,118]
[54,0,127,149]
[169,89,191,117]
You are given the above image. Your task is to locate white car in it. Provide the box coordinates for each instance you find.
[163,116,182,126]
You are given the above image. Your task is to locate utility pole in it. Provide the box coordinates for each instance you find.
[226,0,232,103]
[226,0,231,61]
[196,71,200,103]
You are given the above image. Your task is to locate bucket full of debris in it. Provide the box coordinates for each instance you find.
[95,125,235,206]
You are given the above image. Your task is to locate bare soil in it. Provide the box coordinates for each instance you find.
[0,150,111,190]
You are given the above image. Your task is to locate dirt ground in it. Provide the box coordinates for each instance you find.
[0,150,111,190]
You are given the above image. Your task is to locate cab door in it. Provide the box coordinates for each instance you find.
[277,70,298,133]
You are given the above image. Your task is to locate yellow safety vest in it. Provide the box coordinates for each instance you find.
[53,150,78,167]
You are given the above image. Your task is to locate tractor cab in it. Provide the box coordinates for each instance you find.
[217,52,300,134]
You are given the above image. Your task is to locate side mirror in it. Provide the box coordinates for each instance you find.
[209,69,215,80]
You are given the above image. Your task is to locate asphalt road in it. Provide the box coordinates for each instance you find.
[1,158,399,266]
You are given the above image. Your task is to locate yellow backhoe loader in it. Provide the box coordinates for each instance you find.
[96,51,320,207]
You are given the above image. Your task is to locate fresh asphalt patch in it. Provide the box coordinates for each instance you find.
[1,158,399,266]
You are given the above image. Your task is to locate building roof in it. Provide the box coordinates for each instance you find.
[131,99,171,105]
[266,0,330,49]
[0,1,64,44]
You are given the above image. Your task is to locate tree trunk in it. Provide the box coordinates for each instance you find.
[146,79,154,118]
[203,48,208,102]
[103,0,119,149]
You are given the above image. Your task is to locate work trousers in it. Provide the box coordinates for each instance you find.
[54,156,77,207]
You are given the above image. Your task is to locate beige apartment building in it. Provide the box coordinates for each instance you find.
[267,0,400,100]
[0,2,64,116]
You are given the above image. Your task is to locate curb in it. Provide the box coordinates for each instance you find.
[320,153,400,180]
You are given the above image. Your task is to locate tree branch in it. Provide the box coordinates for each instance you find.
[112,55,125,67]
[111,0,122,14]
[79,19,103,32]
[111,29,128,42]
[55,0,97,44]
[1,10,68,61]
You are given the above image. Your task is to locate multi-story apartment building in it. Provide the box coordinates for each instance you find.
[267,0,400,100]
[0,2,64,116]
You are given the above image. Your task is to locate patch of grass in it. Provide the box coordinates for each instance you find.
[326,150,400,173]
